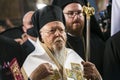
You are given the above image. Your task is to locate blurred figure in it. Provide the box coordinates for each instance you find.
[0,26,25,44]
[0,35,26,80]
[103,31,120,80]
[22,11,38,44]
[96,0,111,41]
[0,28,35,59]
[0,11,38,80]
[0,11,37,54]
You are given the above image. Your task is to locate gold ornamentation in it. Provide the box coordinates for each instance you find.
[83,2,95,19]
[9,58,24,80]
[42,69,61,80]
[66,63,84,80]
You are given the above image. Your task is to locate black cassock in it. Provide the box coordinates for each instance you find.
[0,35,25,80]
[0,35,25,67]
[0,26,35,66]
[0,35,34,80]
[66,32,105,76]
[103,31,120,80]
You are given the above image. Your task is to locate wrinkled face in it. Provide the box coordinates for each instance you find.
[40,21,67,51]
[63,3,85,36]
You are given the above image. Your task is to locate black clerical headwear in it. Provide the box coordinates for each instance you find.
[32,5,66,33]
[0,26,24,39]
[52,0,85,9]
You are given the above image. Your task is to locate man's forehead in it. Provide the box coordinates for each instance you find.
[42,21,65,29]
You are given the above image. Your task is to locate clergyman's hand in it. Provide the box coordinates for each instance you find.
[81,61,102,80]
[29,63,54,80]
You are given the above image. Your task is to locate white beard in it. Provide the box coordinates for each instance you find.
[53,37,66,51]
[53,46,66,66]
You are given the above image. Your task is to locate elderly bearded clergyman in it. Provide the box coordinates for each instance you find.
[22,5,102,80]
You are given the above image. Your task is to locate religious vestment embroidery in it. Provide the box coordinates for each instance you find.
[9,58,24,80]
[66,63,84,80]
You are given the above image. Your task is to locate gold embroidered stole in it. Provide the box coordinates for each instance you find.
[40,42,67,79]
[21,67,28,80]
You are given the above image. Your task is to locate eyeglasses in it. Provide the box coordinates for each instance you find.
[64,11,83,18]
